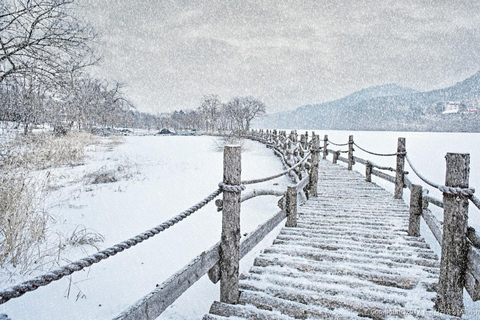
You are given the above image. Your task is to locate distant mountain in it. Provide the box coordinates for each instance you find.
[255,71,480,132]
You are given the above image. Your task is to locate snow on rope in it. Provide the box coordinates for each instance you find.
[0,187,223,304]
[353,142,405,157]
[328,140,349,147]
[406,154,475,197]
[241,152,312,185]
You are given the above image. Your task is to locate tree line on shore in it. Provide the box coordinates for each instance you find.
[0,0,265,135]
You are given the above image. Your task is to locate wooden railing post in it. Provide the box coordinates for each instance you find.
[347,135,354,170]
[365,161,372,182]
[435,153,470,316]
[220,145,242,304]
[285,186,297,227]
[309,134,320,197]
[332,151,339,164]
[408,184,422,237]
[323,135,328,160]
[300,134,306,157]
[394,137,406,199]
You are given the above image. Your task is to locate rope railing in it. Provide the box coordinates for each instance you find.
[353,142,403,157]
[241,152,311,185]
[0,187,224,305]
[471,195,480,210]
[328,140,349,147]
[406,154,475,197]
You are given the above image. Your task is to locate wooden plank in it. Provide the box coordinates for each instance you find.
[240,210,286,260]
[296,176,309,191]
[337,155,349,164]
[423,208,480,302]
[467,244,480,301]
[468,227,480,249]
[422,208,442,245]
[465,272,480,301]
[404,176,413,190]
[353,156,367,165]
[241,189,285,203]
[371,168,396,184]
[424,195,444,209]
[114,243,221,320]
[209,210,287,284]
[467,245,480,283]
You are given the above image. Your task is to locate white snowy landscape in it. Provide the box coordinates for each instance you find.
[2,0,480,318]
[0,130,479,319]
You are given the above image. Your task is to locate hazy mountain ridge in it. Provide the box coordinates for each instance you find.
[255,71,480,132]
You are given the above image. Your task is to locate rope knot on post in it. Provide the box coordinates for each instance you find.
[218,182,246,193]
[438,186,475,197]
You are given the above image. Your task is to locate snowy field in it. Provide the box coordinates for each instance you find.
[2,131,480,319]
[0,135,290,319]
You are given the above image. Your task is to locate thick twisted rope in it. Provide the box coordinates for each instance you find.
[218,182,246,192]
[0,188,223,304]
[353,142,404,157]
[406,154,475,197]
[242,152,311,185]
[328,140,349,147]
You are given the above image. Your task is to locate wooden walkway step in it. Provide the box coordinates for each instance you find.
[203,160,457,319]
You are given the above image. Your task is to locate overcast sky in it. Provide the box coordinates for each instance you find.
[78,0,480,114]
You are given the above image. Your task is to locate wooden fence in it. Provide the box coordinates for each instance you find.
[250,129,480,317]
[114,130,320,319]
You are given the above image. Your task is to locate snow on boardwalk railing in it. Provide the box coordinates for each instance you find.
[251,128,480,318]
[0,131,318,320]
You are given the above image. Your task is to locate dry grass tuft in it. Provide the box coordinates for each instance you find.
[0,131,98,276]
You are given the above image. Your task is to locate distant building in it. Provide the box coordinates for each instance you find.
[442,101,464,114]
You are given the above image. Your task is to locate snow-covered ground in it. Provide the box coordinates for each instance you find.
[0,135,290,319]
[2,131,480,319]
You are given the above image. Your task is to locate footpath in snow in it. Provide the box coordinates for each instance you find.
[204,160,454,320]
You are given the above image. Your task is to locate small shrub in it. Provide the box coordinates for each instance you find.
[0,170,51,274]
[0,131,99,277]
[66,225,104,251]
[84,160,139,185]
[213,133,246,152]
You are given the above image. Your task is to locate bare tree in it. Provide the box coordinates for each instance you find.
[0,0,96,84]
[200,94,222,132]
[225,96,266,132]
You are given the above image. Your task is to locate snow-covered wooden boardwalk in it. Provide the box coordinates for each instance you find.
[204,160,454,319]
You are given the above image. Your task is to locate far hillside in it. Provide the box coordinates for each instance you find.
[255,71,480,132]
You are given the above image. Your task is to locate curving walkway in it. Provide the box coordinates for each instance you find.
[203,160,456,319]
